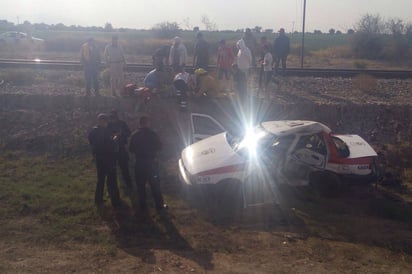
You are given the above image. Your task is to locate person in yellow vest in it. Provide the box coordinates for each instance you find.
[104,35,126,97]
[80,38,101,96]
[194,68,220,97]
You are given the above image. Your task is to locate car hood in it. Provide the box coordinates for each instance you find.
[333,134,377,158]
[181,132,244,175]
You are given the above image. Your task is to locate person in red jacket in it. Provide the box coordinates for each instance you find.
[217,39,235,81]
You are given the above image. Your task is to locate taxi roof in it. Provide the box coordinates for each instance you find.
[261,120,331,137]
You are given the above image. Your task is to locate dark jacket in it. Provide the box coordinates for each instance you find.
[88,126,115,159]
[108,119,131,147]
[194,39,210,68]
[129,127,162,162]
[273,35,290,57]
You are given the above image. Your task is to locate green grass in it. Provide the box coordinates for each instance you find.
[0,154,115,247]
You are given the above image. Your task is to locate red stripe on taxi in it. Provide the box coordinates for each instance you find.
[328,156,373,165]
[196,164,246,176]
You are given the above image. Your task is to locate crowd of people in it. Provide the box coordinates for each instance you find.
[85,28,290,210]
[80,28,290,98]
[88,110,167,213]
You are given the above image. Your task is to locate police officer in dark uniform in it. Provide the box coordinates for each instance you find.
[129,116,167,212]
[88,113,121,208]
[108,109,132,191]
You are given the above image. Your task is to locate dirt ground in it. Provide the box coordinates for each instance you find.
[1,69,412,273]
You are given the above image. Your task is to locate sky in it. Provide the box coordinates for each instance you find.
[1,0,412,32]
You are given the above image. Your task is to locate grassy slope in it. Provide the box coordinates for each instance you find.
[1,152,412,273]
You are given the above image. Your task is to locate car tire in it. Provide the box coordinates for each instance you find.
[309,171,343,198]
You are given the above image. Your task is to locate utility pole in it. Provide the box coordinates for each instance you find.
[300,0,307,68]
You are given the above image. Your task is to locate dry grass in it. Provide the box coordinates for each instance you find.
[353,74,378,92]
[312,45,353,59]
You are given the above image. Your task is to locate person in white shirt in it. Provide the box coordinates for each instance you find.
[235,39,252,78]
[262,44,273,92]
[104,35,126,97]
[169,36,188,72]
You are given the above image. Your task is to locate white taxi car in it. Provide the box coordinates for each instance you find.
[179,113,378,200]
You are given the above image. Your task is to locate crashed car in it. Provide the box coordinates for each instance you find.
[179,113,378,200]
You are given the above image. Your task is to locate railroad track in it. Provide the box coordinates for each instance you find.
[1,58,412,79]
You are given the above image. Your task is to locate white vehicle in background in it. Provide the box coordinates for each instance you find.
[0,31,44,45]
[179,113,378,207]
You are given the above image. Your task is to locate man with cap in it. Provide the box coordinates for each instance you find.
[193,32,209,69]
[129,116,167,213]
[104,35,126,97]
[80,37,101,96]
[168,36,188,73]
[108,109,132,192]
[273,28,290,72]
[88,113,122,208]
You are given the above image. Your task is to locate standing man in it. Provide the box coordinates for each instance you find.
[235,39,252,78]
[108,109,132,192]
[104,35,126,97]
[169,36,188,73]
[193,32,209,69]
[152,45,170,70]
[273,28,290,72]
[258,36,273,90]
[243,28,257,67]
[129,116,167,213]
[88,113,122,208]
[217,39,235,81]
[262,44,273,92]
[80,38,101,96]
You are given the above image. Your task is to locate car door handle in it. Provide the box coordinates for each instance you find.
[311,155,320,160]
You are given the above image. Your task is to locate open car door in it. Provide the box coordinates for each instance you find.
[190,113,226,143]
[283,133,327,186]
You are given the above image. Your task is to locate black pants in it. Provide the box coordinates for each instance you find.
[173,79,188,107]
[134,161,164,211]
[116,147,132,189]
[274,56,287,71]
[84,66,99,95]
[95,157,121,207]
[258,65,264,88]
[218,68,231,80]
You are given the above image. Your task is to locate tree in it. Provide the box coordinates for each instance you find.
[336,30,342,35]
[329,28,335,35]
[253,26,262,33]
[201,15,217,31]
[104,22,113,32]
[152,21,180,38]
[356,14,385,34]
[193,26,199,32]
[313,30,322,34]
[352,14,385,59]
[347,29,355,35]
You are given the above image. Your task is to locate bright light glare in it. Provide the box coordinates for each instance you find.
[34,58,41,62]
[238,127,266,156]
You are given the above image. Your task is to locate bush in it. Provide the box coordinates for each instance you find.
[351,32,384,59]
[152,22,181,39]
[353,74,377,92]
